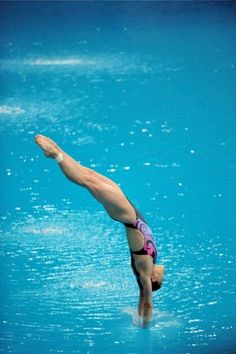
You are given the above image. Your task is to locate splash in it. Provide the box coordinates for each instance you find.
[122,307,143,328]
[122,307,181,329]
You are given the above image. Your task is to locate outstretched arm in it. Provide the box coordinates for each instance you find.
[138,290,144,317]
[135,257,154,328]
[140,274,153,328]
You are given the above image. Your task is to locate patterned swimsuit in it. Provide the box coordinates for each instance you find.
[124,217,158,290]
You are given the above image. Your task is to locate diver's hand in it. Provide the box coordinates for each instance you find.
[143,317,151,329]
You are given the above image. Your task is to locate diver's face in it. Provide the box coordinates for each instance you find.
[151,265,165,284]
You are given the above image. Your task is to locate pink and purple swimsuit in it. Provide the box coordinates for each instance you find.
[124,217,157,263]
[111,200,158,290]
[123,217,158,290]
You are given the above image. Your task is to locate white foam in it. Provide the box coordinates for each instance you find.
[23,226,67,236]
[25,58,96,67]
[0,55,152,75]
[72,136,95,146]
[0,105,25,115]
[81,281,109,289]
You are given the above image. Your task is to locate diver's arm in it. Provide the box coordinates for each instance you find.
[140,275,153,328]
[138,290,144,317]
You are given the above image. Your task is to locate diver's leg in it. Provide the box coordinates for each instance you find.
[35,135,136,223]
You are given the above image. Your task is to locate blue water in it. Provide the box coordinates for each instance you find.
[0,2,236,354]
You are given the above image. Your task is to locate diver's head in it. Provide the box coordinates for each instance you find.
[151,265,165,292]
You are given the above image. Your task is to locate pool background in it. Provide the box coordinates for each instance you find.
[0,1,236,353]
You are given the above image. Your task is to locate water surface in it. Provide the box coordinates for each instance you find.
[0,2,236,353]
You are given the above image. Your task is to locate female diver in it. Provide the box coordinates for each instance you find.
[35,135,165,328]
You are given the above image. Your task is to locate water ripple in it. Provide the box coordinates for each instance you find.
[0,208,235,353]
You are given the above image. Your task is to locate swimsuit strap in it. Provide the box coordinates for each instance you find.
[123,220,137,228]
[131,248,149,256]
[110,217,137,228]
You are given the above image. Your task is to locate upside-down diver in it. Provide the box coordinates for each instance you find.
[35,134,165,328]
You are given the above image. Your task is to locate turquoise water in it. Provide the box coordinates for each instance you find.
[0,2,236,353]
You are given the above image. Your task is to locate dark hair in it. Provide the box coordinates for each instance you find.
[152,280,162,292]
